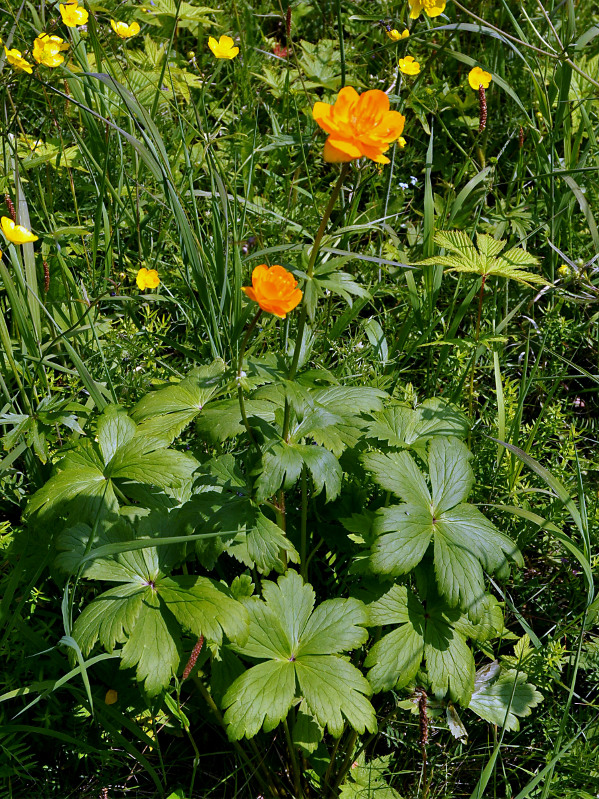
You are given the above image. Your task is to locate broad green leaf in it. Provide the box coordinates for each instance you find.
[131,361,225,442]
[120,591,181,696]
[292,699,323,754]
[434,504,521,615]
[254,441,303,502]
[369,440,521,616]
[261,570,315,647]
[292,443,342,500]
[468,669,543,730]
[106,437,198,486]
[425,603,475,704]
[195,399,277,443]
[367,399,468,450]
[297,598,369,656]
[25,462,116,523]
[222,570,374,739]
[339,754,404,799]
[362,451,431,505]
[222,660,296,739]
[371,504,434,576]
[74,582,146,654]
[366,585,477,704]
[364,622,424,693]
[158,576,249,645]
[97,405,136,464]
[446,703,468,742]
[246,512,300,573]
[312,386,387,415]
[429,437,473,514]
[296,656,376,737]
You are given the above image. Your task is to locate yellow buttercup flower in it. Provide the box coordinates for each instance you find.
[1,217,39,244]
[208,35,239,60]
[468,66,492,90]
[408,0,446,18]
[388,28,410,41]
[110,20,141,39]
[398,55,421,75]
[33,34,69,67]
[5,47,32,74]
[59,1,89,27]
[136,267,160,290]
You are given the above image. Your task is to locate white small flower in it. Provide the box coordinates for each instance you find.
[398,182,409,189]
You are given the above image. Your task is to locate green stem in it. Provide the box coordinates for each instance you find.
[300,465,308,580]
[468,274,487,422]
[283,163,350,441]
[192,676,279,796]
[329,729,359,797]
[283,716,303,798]
[237,309,262,452]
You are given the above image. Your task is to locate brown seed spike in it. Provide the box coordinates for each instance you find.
[182,636,204,681]
[43,261,50,292]
[286,5,292,41]
[519,125,524,148]
[5,194,16,222]
[478,85,487,133]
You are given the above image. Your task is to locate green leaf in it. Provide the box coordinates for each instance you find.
[25,459,116,523]
[255,441,342,502]
[369,439,521,616]
[339,754,404,799]
[362,451,431,505]
[222,571,374,739]
[365,584,476,704]
[417,230,547,288]
[158,575,249,645]
[120,591,181,696]
[295,656,376,737]
[292,699,323,755]
[74,582,146,654]
[425,601,475,704]
[106,437,198,486]
[371,504,434,576]
[195,399,277,444]
[96,405,136,464]
[367,399,469,451]
[131,361,225,442]
[223,660,296,738]
[468,669,543,730]
[429,437,473,514]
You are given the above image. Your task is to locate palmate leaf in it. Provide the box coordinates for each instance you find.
[222,570,375,740]
[468,669,543,730]
[366,437,522,618]
[73,542,249,695]
[365,584,477,705]
[131,360,225,443]
[25,406,199,524]
[366,398,469,452]
[254,440,342,502]
[339,754,404,799]
[416,230,547,288]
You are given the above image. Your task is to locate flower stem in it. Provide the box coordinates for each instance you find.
[283,163,350,441]
[283,716,303,798]
[237,308,262,452]
[468,274,487,422]
[328,729,359,796]
[300,465,308,579]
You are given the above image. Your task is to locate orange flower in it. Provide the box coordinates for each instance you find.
[241,264,302,318]
[312,87,406,165]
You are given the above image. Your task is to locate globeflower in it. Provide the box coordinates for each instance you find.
[1,216,39,244]
[110,20,141,38]
[208,35,239,60]
[136,267,160,290]
[398,56,421,76]
[312,86,406,164]
[241,264,302,318]
[468,66,492,90]
[59,1,89,27]
[5,47,32,74]
[33,34,69,67]
[408,0,446,18]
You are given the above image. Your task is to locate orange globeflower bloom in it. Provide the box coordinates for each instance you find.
[241,264,302,318]
[312,87,405,165]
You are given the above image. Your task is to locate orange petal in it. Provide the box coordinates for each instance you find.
[323,139,358,162]
[312,101,336,134]
[332,86,360,122]
[357,89,390,117]
[326,137,362,159]
[241,286,257,302]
